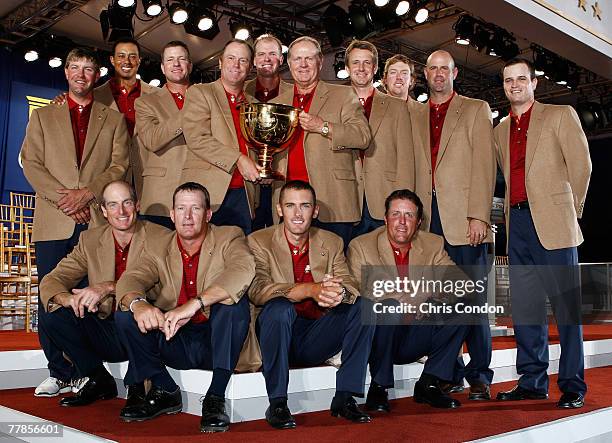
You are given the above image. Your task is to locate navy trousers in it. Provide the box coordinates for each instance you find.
[430,194,493,385]
[508,207,586,395]
[252,185,273,231]
[256,297,375,400]
[40,308,130,383]
[35,223,88,381]
[351,197,385,240]
[312,220,353,251]
[115,296,250,391]
[211,188,252,235]
[139,214,175,230]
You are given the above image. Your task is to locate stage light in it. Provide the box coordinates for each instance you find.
[374,0,390,6]
[334,52,349,79]
[453,16,475,46]
[169,2,189,24]
[414,7,428,23]
[24,50,39,62]
[373,79,382,88]
[136,73,141,79]
[143,0,162,17]
[472,25,491,52]
[184,8,220,40]
[100,66,109,76]
[491,110,499,119]
[100,1,135,41]
[198,16,213,31]
[532,46,551,76]
[413,85,428,102]
[487,33,503,57]
[395,1,410,16]
[498,38,519,61]
[48,56,62,68]
[149,78,161,87]
[417,92,428,102]
[117,0,135,7]
[323,4,351,47]
[282,44,289,54]
[230,20,252,40]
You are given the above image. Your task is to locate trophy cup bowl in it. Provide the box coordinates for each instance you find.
[239,102,299,180]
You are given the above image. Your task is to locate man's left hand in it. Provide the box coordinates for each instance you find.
[467,218,488,246]
[71,283,110,318]
[163,300,199,341]
[298,111,325,134]
[57,188,94,215]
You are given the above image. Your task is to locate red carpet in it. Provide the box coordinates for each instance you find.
[1,367,611,442]
[0,330,42,351]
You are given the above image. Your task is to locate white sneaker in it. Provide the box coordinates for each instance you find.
[71,377,89,393]
[34,377,72,397]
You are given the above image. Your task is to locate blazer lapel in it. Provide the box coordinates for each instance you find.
[308,229,330,282]
[166,233,183,301]
[498,117,511,181]
[272,225,295,282]
[94,81,119,111]
[212,80,239,148]
[436,94,462,165]
[53,103,78,166]
[196,226,216,294]
[525,101,544,175]
[369,91,388,137]
[304,82,330,148]
[416,101,432,169]
[96,225,116,280]
[126,221,146,268]
[80,101,108,167]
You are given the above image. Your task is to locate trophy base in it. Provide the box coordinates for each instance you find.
[258,170,285,181]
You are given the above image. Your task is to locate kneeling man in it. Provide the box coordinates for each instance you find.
[115,182,254,433]
[248,180,375,429]
[39,180,168,407]
[348,189,468,411]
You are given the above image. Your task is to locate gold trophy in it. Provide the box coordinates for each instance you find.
[239,102,299,179]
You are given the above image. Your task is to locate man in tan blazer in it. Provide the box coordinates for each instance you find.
[21,47,129,397]
[413,50,496,399]
[135,40,193,229]
[348,189,468,411]
[244,33,292,230]
[182,39,262,235]
[115,182,253,432]
[248,180,374,429]
[39,180,167,408]
[494,59,591,409]
[345,41,415,237]
[94,38,158,197]
[271,36,371,247]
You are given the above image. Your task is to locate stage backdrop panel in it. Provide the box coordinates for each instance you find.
[1,81,62,203]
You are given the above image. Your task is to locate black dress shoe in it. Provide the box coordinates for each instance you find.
[439,382,465,394]
[365,384,390,413]
[265,402,296,429]
[120,385,182,422]
[59,371,117,407]
[496,385,548,401]
[330,396,371,423]
[119,383,147,418]
[200,394,230,433]
[557,392,584,409]
[468,382,491,401]
[414,379,461,409]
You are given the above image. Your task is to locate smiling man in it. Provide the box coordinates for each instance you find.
[135,40,193,229]
[345,41,416,237]
[272,36,371,247]
[494,58,591,409]
[248,180,375,429]
[22,47,129,398]
[38,180,168,408]
[182,39,262,235]
[115,182,253,432]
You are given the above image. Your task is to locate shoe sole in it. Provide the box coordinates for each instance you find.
[330,411,371,423]
[60,392,117,407]
[496,395,548,401]
[557,402,584,409]
[34,387,72,397]
[468,394,491,401]
[200,425,230,433]
[121,405,182,422]
[266,421,297,430]
[414,396,461,409]
[364,405,390,413]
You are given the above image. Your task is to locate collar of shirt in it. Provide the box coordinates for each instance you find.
[293,84,316,110]
[67,95,93,113]
[177,236,201,260]
[285,230,309,257]
[509,101,534,124]
[109,78,141,97]
[113,233,131,255]
[358,89,375,107]
[390,241,411,261]
[166,83,188,100]
[255,78,280,102]
[429,90,455,112]
[224,88,246,107]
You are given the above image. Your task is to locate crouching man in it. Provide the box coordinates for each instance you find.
[248,180,375,429]
[115,182,254,433]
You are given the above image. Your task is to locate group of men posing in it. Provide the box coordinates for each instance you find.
[20,32,591,433]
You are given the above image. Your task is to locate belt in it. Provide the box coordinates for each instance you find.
[510,201,529,210]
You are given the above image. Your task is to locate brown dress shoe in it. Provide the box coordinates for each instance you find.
[468,382,491,400]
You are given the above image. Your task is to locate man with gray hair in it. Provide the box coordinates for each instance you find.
[272,36,371,247]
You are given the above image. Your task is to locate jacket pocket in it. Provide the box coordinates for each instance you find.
[142,167,166,177]
[333,169,356,181]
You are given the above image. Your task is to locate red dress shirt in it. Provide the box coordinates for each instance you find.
[113,235,131,281]
[287,84,315,182]
[167,84,187,110]
[390,242,411,279]
[176,237,207,324]
[429,92,455,187]
[225,89,249,189]
[109,78,142,136]
[287,236,325,320]
[67,96,92,167]
[358,90,375,161]
[255,78,280,103]
[509,103,533,206]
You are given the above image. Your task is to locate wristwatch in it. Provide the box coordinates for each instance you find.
[340,286,350,303]
[128,297,148,313]
[321,121,330,136]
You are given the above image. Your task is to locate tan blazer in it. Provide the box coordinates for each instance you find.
[247,224,359,307]
[271,81,372,223]
[116,224,254,315]
[39,220,168,318]
[181,79,258,216]
[355,90,416,220]
[135,87,187,217]
[494,101,591,250]
[95,80,159,197]
[21,101,129,242]
[413,94,496,245]
[244,77,293,102]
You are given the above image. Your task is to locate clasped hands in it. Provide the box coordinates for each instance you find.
[57,187,94,224]
[132,297,202,341]
[311,274,344,308]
